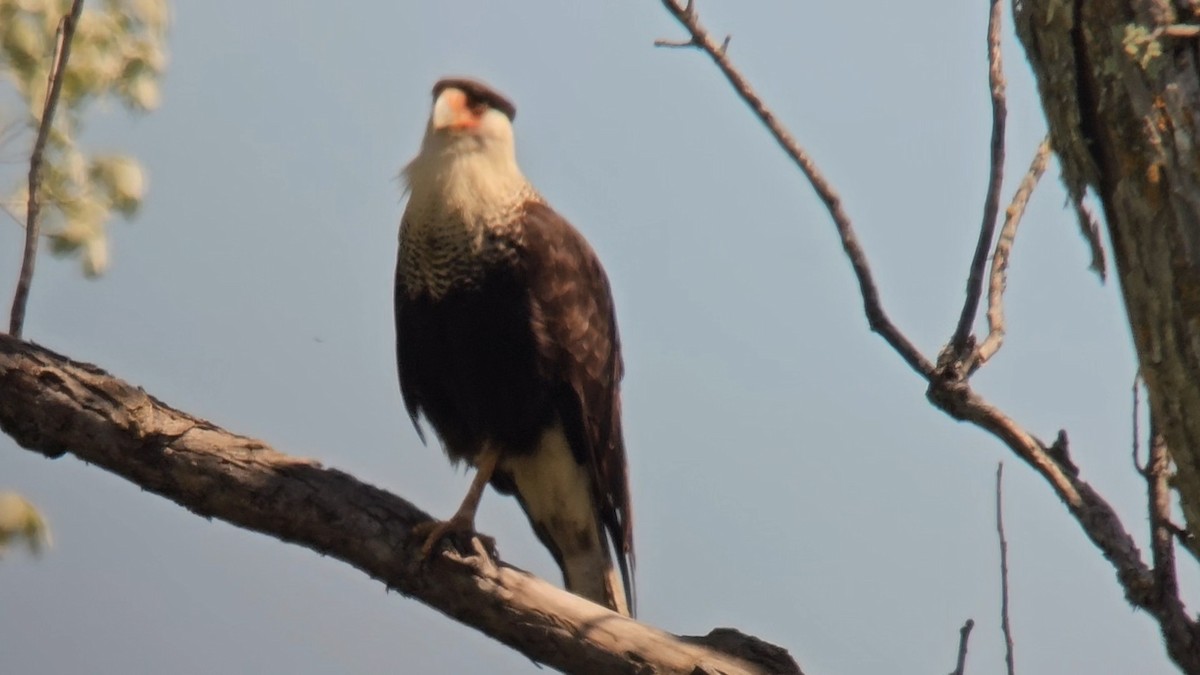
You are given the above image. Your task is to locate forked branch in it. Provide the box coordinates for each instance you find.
[656,2,1199,672]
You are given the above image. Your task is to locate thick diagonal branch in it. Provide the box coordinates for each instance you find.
[0,334,800,675]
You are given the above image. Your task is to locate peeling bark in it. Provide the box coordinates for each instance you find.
[0,334,801,675]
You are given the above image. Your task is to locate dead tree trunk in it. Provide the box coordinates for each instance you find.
[1015,0,1200,561]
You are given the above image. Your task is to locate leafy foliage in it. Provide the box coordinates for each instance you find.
[0,491,50,557]
[1,0,168,276]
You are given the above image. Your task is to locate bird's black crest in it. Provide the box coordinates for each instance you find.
[432,77,517,121]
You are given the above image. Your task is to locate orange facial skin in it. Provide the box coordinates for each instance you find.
[432,88,486,132]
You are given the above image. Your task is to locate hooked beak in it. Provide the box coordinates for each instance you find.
[431,88,480,132]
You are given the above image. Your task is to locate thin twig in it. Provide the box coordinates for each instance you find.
[970,137,1051,370]
[655,0,934,379]
[8,0,85,338]
[1071,199,1107,281]
[949,619,974,675]
[996,463,1016,675]
[1132,374,1145,474]
[654,37,695,48]
[950,0,1007,354]
[1162,24,1200,39]
[1146,428,1181,613]
[1140,423,1200,666]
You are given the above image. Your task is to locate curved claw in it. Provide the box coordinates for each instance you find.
[411,515,495,559]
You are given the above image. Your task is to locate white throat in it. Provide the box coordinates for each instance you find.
[398,126,537,298]
[403,130,532,228]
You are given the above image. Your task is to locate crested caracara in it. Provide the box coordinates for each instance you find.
[395,77,634,616]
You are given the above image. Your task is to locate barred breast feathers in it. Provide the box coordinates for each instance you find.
[399,121,540,299]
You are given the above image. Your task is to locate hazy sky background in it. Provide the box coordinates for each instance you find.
[2,1,1195,673]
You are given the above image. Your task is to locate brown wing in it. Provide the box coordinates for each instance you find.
[519,201,635,612]
[393,248,425,443]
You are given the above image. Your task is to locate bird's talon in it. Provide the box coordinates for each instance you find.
[412,516,493,559]
[473,533,498,559]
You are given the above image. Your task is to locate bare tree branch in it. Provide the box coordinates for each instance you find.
[1146,429,1184,632]
[951,0,1008,355]
[970,138,1051,370]
[995,463,1016,675]
[8,0,85,338]
[926,384,1200,671]
[1129,381,1195,571]
[653,1,1136,573]
[949,619,974,675]
[655,0,934,379]
[1070,200,1107,281]
[1132,375,1144,474]
[0,334,800,675]
[655,2,1200,672]
[1161,24,1200,39]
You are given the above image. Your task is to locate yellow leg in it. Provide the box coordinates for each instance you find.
[413,445,501,557]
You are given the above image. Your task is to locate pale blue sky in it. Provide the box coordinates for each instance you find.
[1,1,1192,673]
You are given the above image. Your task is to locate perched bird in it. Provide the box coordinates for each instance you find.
[394,77,634,616]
